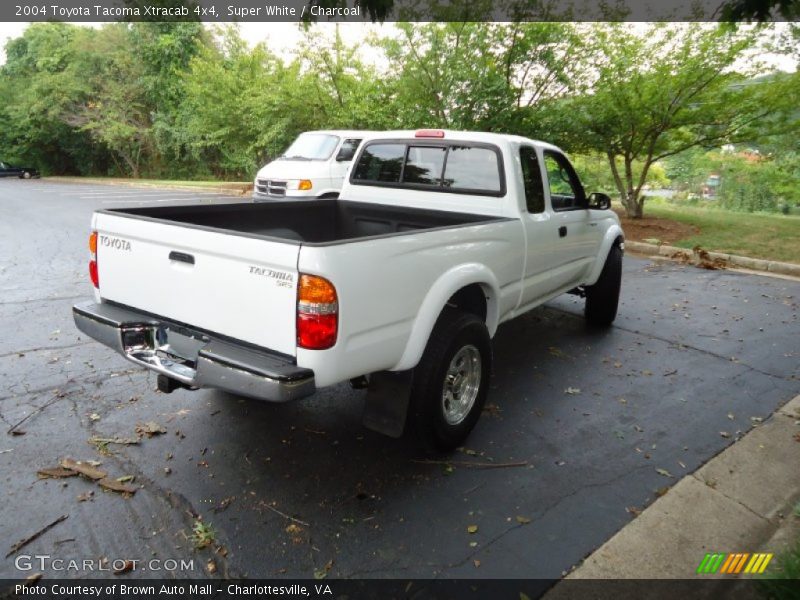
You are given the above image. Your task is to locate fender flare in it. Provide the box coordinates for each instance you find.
[392,263,500,372]
[585,224,625,286]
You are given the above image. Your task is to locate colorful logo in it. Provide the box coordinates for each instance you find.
[696,552,773,575]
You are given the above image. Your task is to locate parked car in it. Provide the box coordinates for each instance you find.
[73,129,623,449]
[253,130,374,201]
[0,161,39,179]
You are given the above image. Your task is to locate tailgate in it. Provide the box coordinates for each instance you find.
[93,212,300,356]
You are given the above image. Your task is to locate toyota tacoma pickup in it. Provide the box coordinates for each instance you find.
[73,130,624,449]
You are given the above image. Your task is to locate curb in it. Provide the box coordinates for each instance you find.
[625,240,800,278]
[545,394,800,584]
[43,176,253,197]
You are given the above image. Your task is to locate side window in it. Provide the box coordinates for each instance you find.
[352,143,405,183]
[520,146,545,214]
[335,138,361,162]
[403,146,446,185]
[544,152,584,211]
[442,146,502,193]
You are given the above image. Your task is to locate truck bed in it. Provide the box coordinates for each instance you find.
[104,199,503,246]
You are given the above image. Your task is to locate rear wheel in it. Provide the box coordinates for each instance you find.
[585,244,622,327]
[409,309,491,451]
[22,171,32,179]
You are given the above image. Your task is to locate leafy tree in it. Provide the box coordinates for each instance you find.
[0,23,109,174]
[552,23,799,218]
[377,22,587,131]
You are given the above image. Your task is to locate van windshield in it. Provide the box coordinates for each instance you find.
[281,133,340,161]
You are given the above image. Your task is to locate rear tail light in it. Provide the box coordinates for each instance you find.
[297,274,338,350]
[88,231,99,288]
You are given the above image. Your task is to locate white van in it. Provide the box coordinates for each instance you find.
[253,130,374,201]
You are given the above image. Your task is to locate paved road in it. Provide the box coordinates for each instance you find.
[1,179,798,583]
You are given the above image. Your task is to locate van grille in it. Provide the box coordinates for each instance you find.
[256,179,287,197]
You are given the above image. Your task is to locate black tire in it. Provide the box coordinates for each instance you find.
[408,309,492,451]
[585,243,623,327]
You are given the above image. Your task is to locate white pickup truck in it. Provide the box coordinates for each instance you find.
[73,130,624,449]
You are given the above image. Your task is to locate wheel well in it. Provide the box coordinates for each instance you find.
[445,284,487,322]
[318,192,339,200]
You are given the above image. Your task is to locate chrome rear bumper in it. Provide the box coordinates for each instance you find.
[72,301,315,402]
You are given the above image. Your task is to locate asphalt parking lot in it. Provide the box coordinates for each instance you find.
[1,179,798,584]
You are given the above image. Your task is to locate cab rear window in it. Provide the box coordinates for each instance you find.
[351,141,504,196]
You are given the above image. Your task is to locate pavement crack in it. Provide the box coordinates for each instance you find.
[0,293,86,306]
[432,464,654,578]
[610,322,787,380]
[689,473,771,524]
[0,367,142,403]
[0,340,94,359]
[98,450,241,579]
[532,464,655,525]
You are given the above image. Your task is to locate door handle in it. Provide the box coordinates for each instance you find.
[169,251,195,265]
[558,226,568,238]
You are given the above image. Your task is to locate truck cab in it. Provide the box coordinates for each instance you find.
[253,130,374,201]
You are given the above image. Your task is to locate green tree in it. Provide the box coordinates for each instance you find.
[377,22,587,132]
[553,23,798,218]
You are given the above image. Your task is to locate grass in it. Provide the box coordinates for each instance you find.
[190,519,217,549]
[758,539,800,599]
[640,199,800,264]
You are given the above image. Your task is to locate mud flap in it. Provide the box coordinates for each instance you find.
[361,370,413,438]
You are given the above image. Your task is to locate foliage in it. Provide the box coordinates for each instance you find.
[0,21,797,192]
[547,23,798,218]
[664,146,800,213]
[757,538,800,600]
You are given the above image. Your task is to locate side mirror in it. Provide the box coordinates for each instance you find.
[588,192,612,210]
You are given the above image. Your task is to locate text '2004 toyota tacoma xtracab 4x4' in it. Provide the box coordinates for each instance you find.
[73,130,624,449]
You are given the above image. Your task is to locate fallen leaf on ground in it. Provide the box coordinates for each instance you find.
[206,559,216,574]
[515,516,532,525]
[655,486,671,497]
[720,431,731,439]
[564,387,581,395]
[60,458,106,481]
[212,497,235,513]
[473,559,481,568]
[37,467,78,479]
[136,421,166,437]
[98,478,136,495]
[467,525,478,534]
[469,541,478,548]
[89,413,100,422]
[656,468,673,478]
[113,560,134,575]
[77,491,94,502]
[285,523,303,535]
